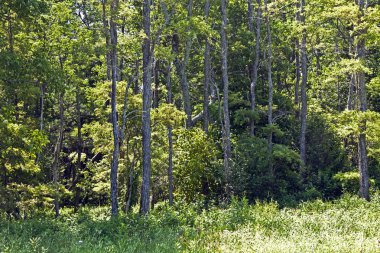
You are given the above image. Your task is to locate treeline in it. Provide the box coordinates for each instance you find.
[0,0,380,218]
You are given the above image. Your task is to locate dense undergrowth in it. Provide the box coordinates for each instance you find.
[1,194,380,253]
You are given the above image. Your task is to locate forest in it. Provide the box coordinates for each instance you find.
[1,0,380,251]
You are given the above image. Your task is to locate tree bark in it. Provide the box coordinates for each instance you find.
[357,0,369,201]
[166,64,174,206]
[347,73,356,110]
[140,0,152,215]
[52,92,64,218]
[221,0,231,191]
[265,0,273,177]
[299,0,307,173]
[40,82,46,131]
[102,0,111,80]
[124,138,138,213]
[36,82,46,164]
[203,0,211,135]
[295,40,300,107]
[173,0,193,128]
[120,67,137,145]
[74,83,82,212]
[248,0,261,136]
[153,60,160,109]
[109,0,119,216]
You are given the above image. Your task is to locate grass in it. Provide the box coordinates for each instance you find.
[1,194,380,252]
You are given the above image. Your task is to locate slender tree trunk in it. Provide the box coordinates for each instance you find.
[265,0,273,177]
[203,0,211,135]
[347,73,356,110]
[119,19,126,81]
[172,0,193,128]
[109,0,119,216]
[150,59,161,211]
[249,0,261,136]
[357,0,369,201]
[119,73,136,210]
[337,82,341,112]
[73,84,82,212]
[36,82,46,164]
[102,0,111,80]
[140,0,152,215]
[299,0,307,173]
[40,83,46,131]
[125,163,134,212]
[52,92,64,218]
[221,0,231,191]
[124,139,138,212]
[358,70,369,200]
[294,2,301,109]
[295,40,300,108]
[133,66,140,95]
[184,0,193,128]
[153,60,160,109]
[166,64,174,206]
[120,69,136,144]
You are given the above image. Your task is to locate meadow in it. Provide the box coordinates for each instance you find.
[1,194,380,253]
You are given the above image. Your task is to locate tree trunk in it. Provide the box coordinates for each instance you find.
[109,0,119,216]
[299,0,307,173]
[357,0,369,201]
[166,64,174,206]
[357,71,369,200]
[40,82,46,131]
[265,0,273,177]
[102,0,111,80]
[36,82,46,164]
[347,73,356,110]
[74,83,82,212]
[140,0,152,215]
[172,0,193,128]
[249,0,261,136]
[203,0,211,135]
[120,69,136,145]
[124,138,138,213]
[295,40,300,108]
[52,92,64,218]
[153,60,160,109]
[221,0,231,191]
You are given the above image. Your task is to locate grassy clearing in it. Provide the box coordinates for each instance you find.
[1,194,380,252]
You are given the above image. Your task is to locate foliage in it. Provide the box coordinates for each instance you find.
[0,0,379,217]
[2,195,380,252]
[333,171,376,194]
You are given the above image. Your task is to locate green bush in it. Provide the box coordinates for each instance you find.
[333,171,376,194]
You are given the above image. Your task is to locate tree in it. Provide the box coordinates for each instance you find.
[356,0,369,200]
[299,0,308,173]
[221,0,232,191]
[248,0,261,136]
[140,0,153,215]
[109,0,120,216]
[265,0,274,176]
[203,0,211,135]
[166,64,174,206]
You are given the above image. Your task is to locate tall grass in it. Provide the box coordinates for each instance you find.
[1,194,380,252]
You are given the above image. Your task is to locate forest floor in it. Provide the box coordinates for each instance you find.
[1,194,380,253]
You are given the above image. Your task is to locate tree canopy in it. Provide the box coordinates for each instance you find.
[1,0,380,217]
